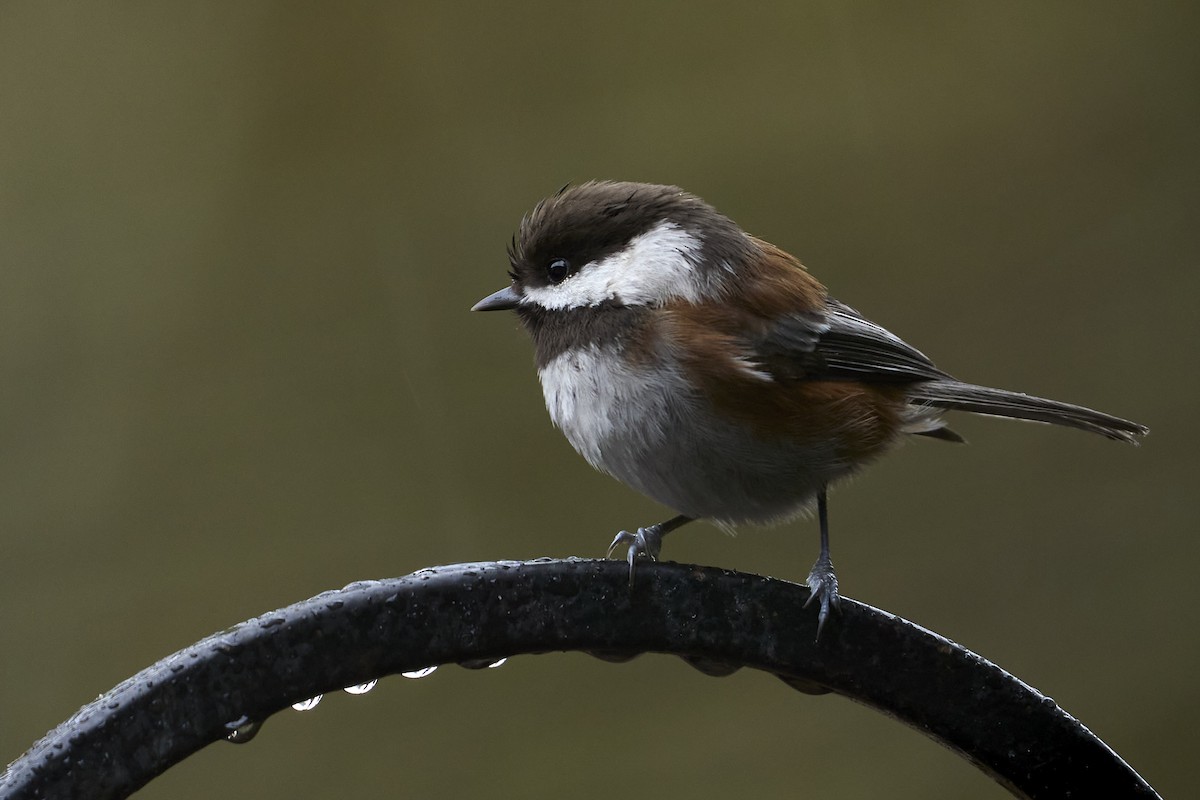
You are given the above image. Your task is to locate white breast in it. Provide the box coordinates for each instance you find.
[537,344,681,470]
[536,344,843,526]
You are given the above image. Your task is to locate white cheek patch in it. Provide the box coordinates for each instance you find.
[521,221,704,310]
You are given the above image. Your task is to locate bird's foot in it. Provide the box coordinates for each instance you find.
[804,555,841,640]
[606,524,665,587]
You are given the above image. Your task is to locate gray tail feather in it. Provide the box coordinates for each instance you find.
[908,380,1149,444]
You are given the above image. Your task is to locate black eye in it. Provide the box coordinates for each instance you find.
[546,258,570,284]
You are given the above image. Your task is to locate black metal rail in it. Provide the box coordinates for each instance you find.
[0,559,1159,799]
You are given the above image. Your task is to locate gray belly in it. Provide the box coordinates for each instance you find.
[537,346,846,525]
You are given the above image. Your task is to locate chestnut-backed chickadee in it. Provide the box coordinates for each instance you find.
[473,181,1147,636]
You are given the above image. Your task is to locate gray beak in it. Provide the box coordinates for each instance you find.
[471,285,521,312]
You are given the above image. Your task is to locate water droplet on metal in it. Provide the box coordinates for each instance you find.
[224,716,263,744]
[343,679,378,695]
[458,656,510,670]
[679,655,740,677]
[291,694,323,711]
[585,649,639,664]
[401,666,437,679]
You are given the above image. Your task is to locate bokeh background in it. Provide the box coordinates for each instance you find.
[2,3,1196,798]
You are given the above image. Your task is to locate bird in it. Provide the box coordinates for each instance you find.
[472,180,1147,637]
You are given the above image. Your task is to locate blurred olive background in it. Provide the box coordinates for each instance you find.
[1,3,1196,798]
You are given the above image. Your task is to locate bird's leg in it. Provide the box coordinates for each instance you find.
[804,487,841,639]
[606,514,693,586]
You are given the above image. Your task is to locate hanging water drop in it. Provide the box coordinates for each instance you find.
[343,679,378,695]
[401,666,437,679]
[291,694,323,711]
[224,717,263,744]
[458,656,512,670]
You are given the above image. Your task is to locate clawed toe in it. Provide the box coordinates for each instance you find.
[603,516,691,587]
[605,526,664,587]
[605,530,635,560]
[805,556,841,641]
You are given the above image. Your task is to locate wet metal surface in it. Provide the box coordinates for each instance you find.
[0,559,1159,799]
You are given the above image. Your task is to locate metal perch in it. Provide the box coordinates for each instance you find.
[0,559,1159,799]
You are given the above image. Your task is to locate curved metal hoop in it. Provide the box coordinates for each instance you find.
[0,559,1159,799]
